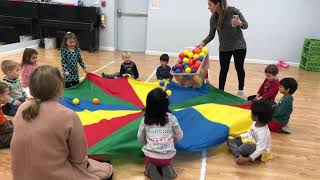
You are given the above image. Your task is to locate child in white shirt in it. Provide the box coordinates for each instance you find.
[227,100,272,165]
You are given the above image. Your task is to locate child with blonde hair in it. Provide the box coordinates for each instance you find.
[102,52,139,79]
[60,32,87,88]
[1,60,26,116]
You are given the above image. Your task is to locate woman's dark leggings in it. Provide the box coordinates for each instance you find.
[219,49,246,91]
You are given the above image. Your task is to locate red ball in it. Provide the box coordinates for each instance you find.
[187,62,193,67]
[179,53,185,59]
[177,64,183,69]
[196,61,202,65]
[193,48,202,54]
[194,64,200,70]
[178,59,183,64]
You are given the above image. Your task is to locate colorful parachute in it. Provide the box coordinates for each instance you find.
[59,73,252,156]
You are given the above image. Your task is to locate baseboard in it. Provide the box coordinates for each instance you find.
[0,40,40,58]
[99,46,116,51]
[145,50,299,67]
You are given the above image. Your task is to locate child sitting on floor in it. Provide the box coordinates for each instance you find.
[1,60,27,116]
[137,88,183,179]
[227,100,273,165]
[156,54,173,80]
[268,77,298,133]
[0,82,13,149]
[102,52,139,79]
[247,64,280,102]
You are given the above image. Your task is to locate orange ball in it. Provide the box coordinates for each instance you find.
[193,48,202,54]
[92,98,100,105]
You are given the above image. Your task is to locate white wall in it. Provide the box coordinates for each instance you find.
[145,0,320,63]
[99,0,116,50]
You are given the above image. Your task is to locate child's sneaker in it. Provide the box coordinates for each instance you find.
[281,124,291,134]
[237,90,245,97]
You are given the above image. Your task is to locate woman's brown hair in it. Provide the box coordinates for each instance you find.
[60,32,79,49]
[22,65,64,121]
[210,0,228,30]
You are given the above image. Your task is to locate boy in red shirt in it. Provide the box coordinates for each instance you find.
[248,64,280,102]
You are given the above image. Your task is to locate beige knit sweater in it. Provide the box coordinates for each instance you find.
[11,100,112,180]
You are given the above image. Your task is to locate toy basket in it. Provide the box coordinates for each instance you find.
[171,47,210,88]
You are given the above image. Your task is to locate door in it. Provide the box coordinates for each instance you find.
[116,0,149,52]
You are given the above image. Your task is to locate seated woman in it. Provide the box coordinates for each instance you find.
[10,65,113,180]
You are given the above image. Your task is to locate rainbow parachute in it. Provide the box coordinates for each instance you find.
[59,73,251,156]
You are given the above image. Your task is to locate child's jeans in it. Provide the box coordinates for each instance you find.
[227,137,256,158]
[0,120,13,148]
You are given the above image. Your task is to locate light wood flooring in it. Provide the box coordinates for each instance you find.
[0,49,320,180]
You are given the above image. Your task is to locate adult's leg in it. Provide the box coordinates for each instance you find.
[219,51,233,90]
[233,49,247,91]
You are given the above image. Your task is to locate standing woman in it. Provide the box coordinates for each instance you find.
[197,0,248,95]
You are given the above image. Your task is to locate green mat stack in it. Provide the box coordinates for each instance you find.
[300,39,320,72]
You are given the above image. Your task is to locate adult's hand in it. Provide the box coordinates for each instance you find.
[232,17,243,27]
[196,42,205,49]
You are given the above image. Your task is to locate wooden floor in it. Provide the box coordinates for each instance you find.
[0,49,320,180]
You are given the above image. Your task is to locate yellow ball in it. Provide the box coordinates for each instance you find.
[185,67,191,73]
[200,52,206,57]
[202,47,208,53]
[194,54,199,60]
[183,50,189,56]
[188,52,194,59]
[183,57,189,63]
[166,90,172,96]
[72,98,80,105]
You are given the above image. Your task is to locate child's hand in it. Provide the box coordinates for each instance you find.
[256,96,262,100]
[65,71,70,77]
[122,74,129,77]
[84,69,88,73]
[16,101,22,106]
[236,155,252,165]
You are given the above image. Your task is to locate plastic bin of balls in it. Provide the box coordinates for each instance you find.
[171,47,209,88]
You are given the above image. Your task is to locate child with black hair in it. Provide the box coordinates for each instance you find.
[268,78,298,133]
[137,88,183,179]
[156,54,173,80]
[227,100,273,165]
[0,82,13,148]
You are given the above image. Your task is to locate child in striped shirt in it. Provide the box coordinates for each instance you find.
[1,60,27,116]
[138,88,183,179]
